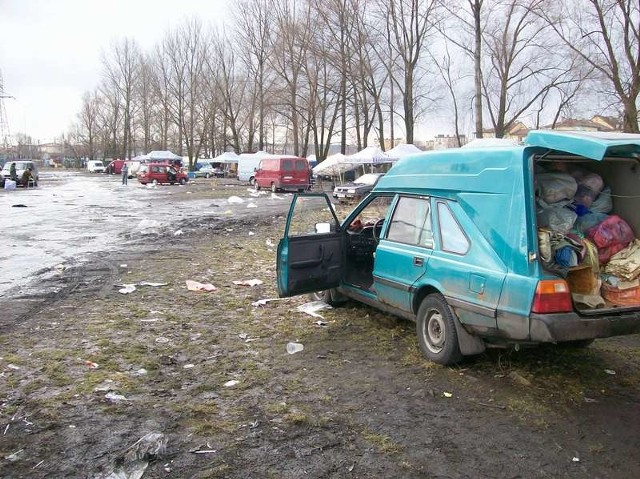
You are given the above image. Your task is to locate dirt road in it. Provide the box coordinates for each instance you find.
[1,179,639,478]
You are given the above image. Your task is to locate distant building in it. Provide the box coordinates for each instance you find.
[429,134,467,150]
[481,121,529,143]
[542,115,621,132]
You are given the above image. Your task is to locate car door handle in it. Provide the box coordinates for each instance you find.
[413,256,424,267]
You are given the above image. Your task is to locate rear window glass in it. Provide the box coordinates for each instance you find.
[295,160,307,171]
[437,202,469,254]
[283,160,294,171]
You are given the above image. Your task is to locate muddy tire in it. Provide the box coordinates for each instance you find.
[416,294,463,365]
[255,182,261,191]
[179,178,187,185]
[205,173,211,178]
[152,179,158,186]
[271,183,277,193]
[250,177,256,186]
[309,289,347,307]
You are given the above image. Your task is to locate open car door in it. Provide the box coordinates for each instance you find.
[277,194,343,297]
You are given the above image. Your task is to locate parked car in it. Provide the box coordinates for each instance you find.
[333,173,385,202]
[0,160,39,186]
[276,130,640,365]
[87,160,105,173]
[137,162,188,185]
[254,157,311,192]
[194,164,224,178]
[105,159,125,175]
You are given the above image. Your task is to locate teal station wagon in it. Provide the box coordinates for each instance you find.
[276,131,640,365]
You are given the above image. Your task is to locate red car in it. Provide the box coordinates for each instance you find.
[137,162,189,185]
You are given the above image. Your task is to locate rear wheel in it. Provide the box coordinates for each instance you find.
[205,173,211,178]
[271,182,277,193]
[179,178,187,185]
[152,179,158,186]
[250,177,256,186]
[416,294,463,365]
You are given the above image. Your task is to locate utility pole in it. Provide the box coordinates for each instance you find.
[0,69,15,151]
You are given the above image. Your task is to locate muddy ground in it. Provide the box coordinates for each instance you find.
[1,179,639,478]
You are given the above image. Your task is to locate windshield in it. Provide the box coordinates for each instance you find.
[354,174,381,185]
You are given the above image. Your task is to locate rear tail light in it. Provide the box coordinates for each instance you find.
[531,279,573,313]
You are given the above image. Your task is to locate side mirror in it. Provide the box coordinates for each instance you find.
[315,222,331,234]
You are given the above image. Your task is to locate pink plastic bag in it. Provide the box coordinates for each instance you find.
[587,215,635,264]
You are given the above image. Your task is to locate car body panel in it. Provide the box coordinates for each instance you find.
[333,173,384,201]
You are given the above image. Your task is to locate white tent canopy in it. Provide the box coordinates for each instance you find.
[346,146,390,164]
[313,153,352,176]
[137,150,182,161]
[211,151,240,164]
[386,143,422,160]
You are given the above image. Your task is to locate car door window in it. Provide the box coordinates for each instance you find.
[288,195,339,237]
[437,201,470,254]
[386,196,433,247]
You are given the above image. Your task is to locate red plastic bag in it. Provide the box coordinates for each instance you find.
[587,215,635,264]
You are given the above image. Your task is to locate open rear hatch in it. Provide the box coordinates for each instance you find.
[528,130,640,313]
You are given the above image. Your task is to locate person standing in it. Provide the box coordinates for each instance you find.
[121,162,129,185]
[9,162,17,182]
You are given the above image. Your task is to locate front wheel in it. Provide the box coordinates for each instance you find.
[152,179,158,186]
[179,178,186,185]
[271,182,277,193]
[309,289,347,307]
[416,294,463,365]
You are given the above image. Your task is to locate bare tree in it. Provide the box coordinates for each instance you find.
[481,0,578,137]
[76,91,102,160]
[382,0,440,144]
[101,38,141,160]
[540,0,640,132]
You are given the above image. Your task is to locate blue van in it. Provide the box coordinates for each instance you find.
[276,131,640,364]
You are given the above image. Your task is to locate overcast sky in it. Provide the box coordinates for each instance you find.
[0,0,230,143]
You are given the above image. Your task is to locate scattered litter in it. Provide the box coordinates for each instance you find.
[137,282,168,287]
[155,337,170,344]
[183,364,195,369]
[443,392,453,398]
[140,318,162,322]
[118,284,137,294]
[85,360,99,369]
[348,463,355,472]
[174,229,183,236]
[475,401,506,410]
[270,193,285,200]
[286,342,304,354]
[6,364,20,370]
[251,298,285,307]
[584,397,598,403]
[94,379,115,392]
[225,228,234,232]
[54,264,65,272]
[248,231,255,235]
[224,380,240,387]
[33,460,45,470]
[228,196,244,204]
[604,369,616,375]
[136,219,162,233]
[120,264,128,268]
[103,432,167,479]
[247,203,257,208]
[186,280,217,291]
[572,457,580,463]
[314,320,327,327]
[135,369,148,376]
[5,449,24,462]
[233,279,263,287]
[11,204,27,207]
[239,333,249,340]
[3,424,9,435]
[190,444,217,454]
[105,392,128,402]
[297,301,333,319]
[266,239,275,247]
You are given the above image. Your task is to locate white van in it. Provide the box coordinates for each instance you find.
[87,160,105,173]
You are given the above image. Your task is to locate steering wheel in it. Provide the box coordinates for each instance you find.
[372,218,385,243]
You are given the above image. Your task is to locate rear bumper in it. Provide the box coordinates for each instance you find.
[530,311,640,342]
